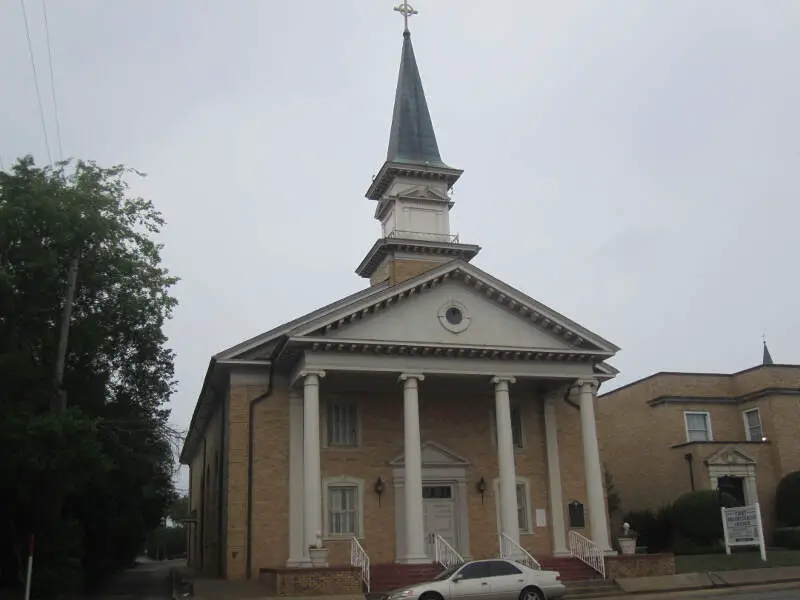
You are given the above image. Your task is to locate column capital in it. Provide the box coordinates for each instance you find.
[491,375,517,388]
[575,378,598,392]
[300,369,326,382]
[399,372,425,384]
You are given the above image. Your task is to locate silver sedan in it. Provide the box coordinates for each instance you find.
[384,559,566,600]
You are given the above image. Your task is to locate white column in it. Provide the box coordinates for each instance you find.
[492,376,520,546]
[399,373,427,564]
[544,395,569,556]
[577,379,612,552]
[286,391,307,567]
[302,370,325,552]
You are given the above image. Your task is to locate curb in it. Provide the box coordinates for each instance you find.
[620,573,800,596]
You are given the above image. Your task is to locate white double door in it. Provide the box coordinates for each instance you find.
[422,484,457,557]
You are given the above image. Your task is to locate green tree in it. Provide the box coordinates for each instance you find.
[0,156,180,596]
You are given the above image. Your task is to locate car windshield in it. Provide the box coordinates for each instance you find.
[432,566,460,581]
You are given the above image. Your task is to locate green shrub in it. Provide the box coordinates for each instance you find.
[776,471,800,527]
[671,490,737,546]
[773,527,800,550]
[624,505,674,553]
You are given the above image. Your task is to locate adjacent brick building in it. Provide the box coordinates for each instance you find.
[596,347,800,536]
[179,23,621,583]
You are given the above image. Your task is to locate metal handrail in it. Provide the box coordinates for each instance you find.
[499,533,541,570]
[350,537,370,592]
[433,533,465,570]
[568,530,606,579]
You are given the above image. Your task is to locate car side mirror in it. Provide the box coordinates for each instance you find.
[452,575,463,583]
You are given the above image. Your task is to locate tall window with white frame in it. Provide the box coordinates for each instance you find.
[743,408,764,441]
[684,411,712,442]
[327,485,358,537]
[516,483,528,531]
[327,401,358,447]
[492,406,524,448]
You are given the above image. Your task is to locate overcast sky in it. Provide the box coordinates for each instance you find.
[3,1,799,490]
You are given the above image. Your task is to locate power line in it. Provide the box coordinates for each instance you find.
[19,0,53,165]
[41,0,64,161]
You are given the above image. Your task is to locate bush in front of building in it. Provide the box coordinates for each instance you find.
[623,505,674,553]
[773,527,800,550]
[671,490,738,549]
[775,470,800,527]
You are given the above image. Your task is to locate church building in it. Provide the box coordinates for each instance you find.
[180,7,621,591]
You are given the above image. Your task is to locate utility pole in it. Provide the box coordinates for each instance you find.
[51,255,79,413]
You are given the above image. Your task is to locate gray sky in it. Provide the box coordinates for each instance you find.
[3,1,799,490]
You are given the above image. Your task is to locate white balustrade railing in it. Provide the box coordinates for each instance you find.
[433,534,465,570]
[499,533,541,570]
[568,530,606,579]
[350,537,370,592]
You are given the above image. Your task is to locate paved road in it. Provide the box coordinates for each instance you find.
[90,559,181,600]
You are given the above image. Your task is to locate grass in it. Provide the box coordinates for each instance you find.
[675,549,800,573]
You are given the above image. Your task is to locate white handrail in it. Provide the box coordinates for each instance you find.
[350,537,370,592]
[433,533,465,570]
[499,533,541,570]
[568,530,606,579]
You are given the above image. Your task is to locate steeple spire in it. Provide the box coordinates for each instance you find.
[385,13,447,168]
[763,337,774,365]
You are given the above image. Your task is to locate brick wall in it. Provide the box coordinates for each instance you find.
[260,567,362,596]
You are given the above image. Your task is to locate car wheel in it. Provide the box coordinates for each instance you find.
[519,586,544,600]
[419,593,443,600]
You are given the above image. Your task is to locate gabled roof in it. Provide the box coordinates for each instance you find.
[218,259,619,361]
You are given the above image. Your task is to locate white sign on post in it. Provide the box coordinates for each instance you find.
[721,502,767,561]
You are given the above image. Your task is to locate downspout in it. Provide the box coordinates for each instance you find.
[245,337,289,579]
[684,453,695,491]
[199,437,207,569]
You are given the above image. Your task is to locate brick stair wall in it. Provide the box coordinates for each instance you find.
[370,564,443,593]
[538,557,602,581]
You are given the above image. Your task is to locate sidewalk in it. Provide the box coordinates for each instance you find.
[175,565,800,599]
[617,565,800,595]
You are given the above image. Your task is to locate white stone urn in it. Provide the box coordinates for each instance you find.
[618,522,637,556]
[309,532,329,567]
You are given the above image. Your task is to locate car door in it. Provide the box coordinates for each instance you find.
[487,560,526,600]
[449,562,492,600]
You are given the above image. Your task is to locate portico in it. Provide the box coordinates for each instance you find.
[283,321,617,567]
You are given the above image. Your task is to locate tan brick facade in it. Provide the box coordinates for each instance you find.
[188,374,599,579]
[370,257,447,286]
[596,365,800,538]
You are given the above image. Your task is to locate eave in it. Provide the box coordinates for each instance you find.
[355,238,481,278]
[366,160,463,201]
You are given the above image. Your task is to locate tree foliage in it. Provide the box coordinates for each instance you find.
[0,156,180,596]
[776,470,800,527]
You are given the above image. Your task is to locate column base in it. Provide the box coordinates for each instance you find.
[602,549,618,557]
[285,558,313,568]
[397,555,433,565]
[553,551,572,558]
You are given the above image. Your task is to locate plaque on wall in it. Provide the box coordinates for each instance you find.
[568,500,585,528]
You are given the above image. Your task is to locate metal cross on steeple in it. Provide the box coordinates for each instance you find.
[394,1,418,32]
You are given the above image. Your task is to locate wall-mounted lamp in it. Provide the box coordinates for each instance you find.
[374,477,385,506]
[476,476,487,504]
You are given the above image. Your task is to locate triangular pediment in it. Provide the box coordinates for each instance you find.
[292,262,617,355]
[389,441,470,467]
[395,184,450,202]
[705,446,756,466]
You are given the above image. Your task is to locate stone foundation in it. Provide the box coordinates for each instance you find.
[259,566,363,596]
[606,554,676,579]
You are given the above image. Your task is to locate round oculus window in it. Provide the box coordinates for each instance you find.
[445,306,463,325]
[438,300,471,333]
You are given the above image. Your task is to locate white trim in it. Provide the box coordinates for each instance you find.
[322,476,365,540]
[742,408,764,441]
[321,397,362,449]
[493,476,534,535]
[489,404,525,450]
[683,410,713,442]
[437,299,472,334]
